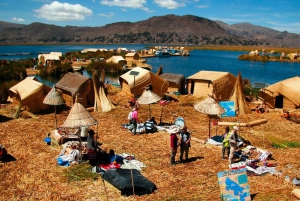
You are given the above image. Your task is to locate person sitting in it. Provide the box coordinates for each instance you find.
[87,130,102,165]
[0,144,8,162]
[283,110,291,119]
[145,117,158,133]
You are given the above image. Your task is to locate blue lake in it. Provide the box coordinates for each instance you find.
[0,44,299,86]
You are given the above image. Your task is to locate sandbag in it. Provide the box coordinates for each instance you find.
[102,168,157,196]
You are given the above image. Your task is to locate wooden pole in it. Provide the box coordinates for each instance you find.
[208,115,211,138]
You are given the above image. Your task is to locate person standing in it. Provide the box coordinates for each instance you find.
[221,126,230,159]
[179,126,191,162]
[169,127,180,165]
[131,107,139,135]
[228,126,239,165]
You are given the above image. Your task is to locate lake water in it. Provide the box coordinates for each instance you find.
[1,44,299,86]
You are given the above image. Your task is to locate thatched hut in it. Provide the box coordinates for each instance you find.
[55,73,94,108]
[119,67,169,99]
[260,76,300,110]
[106,56,126,66]
[125,53,140,67]
[159,73,185,94]
[7,77,51,113]
[186,70,236,100]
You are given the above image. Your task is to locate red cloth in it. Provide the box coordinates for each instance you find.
[100,162,121,170]
[170,133,178,150]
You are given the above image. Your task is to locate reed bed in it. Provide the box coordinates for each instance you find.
[1,92,300,200]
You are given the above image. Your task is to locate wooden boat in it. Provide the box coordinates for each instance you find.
[72,66,83,71]
[155,50,171,57]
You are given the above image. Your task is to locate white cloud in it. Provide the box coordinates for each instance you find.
[12,17,25,22]
[196,4,208,8]
[153,0,185,9]
[33,1,92,21]
[100,0,150,11]
[99,12,115,18]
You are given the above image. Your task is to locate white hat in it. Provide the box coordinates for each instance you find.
[167,127,180,134]
[233,126,239,131]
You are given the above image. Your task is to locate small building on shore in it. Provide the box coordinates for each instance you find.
[159,73,185,94]
[119,67,169,99]
[260,76,300,110]
[7,77,51,113]
[186,70,236,100]
[55,73,94,108]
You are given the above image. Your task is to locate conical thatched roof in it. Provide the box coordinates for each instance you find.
[229,72,251,115]
[43,86,65,105]
[137,89,162,105]
[194,97,225,115]
[62,102,97,128]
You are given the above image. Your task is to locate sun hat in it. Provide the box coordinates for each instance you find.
[167,127,180,134]
[233,126,239,131]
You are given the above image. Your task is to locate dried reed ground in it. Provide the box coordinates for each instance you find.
[0,93,300,201]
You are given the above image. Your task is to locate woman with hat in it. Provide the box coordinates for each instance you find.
[169,127,180,165]
[87,129,100,165]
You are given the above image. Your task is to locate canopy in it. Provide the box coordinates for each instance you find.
[194,96,225,138]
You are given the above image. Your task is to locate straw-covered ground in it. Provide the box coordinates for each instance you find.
[1,92,300,201]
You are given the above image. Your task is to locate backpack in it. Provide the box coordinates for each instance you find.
[128,111,133,121]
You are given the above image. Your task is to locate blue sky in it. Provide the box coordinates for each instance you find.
[1,0,300,34]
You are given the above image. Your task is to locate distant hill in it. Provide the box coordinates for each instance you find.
[0,15,299,47]
[215,21,300,48]
[0,21,25,31]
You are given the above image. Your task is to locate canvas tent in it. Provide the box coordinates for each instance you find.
[7,77,51,113]
[119,67,169,99]
[55,73,94,108]
[159,73,185,94]
[186,71,236,100]
[260,76,300,110]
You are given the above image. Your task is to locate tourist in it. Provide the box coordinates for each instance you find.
[179,126,191,162]
[228,126,239,165]
[131,107,139,135]
[169,127,180,165]
[221,126,230,159]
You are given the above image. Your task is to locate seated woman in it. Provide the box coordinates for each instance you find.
[145,117,158,133]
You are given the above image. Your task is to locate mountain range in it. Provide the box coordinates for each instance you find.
[0,14,299,48]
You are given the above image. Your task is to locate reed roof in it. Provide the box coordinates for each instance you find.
[264,76,300,106]
[159,73,185,86]
[55,73,90,97]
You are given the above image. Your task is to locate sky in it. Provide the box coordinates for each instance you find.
[0,0,300,34]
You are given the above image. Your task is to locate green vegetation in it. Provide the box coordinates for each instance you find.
[35,61,73,76]
[60,163,99,182]
[86,60,124,74]
[0,60,28,80]
[269,137,300,148]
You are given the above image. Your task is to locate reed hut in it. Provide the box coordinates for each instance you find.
[119,67,169,99]
[260,76,300,110]
[106,56,126,66]
[159,73,185,94]
[186,70,236,100]
[7,77,51,113]
[125,53,139,67]
[55,73,94,108]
